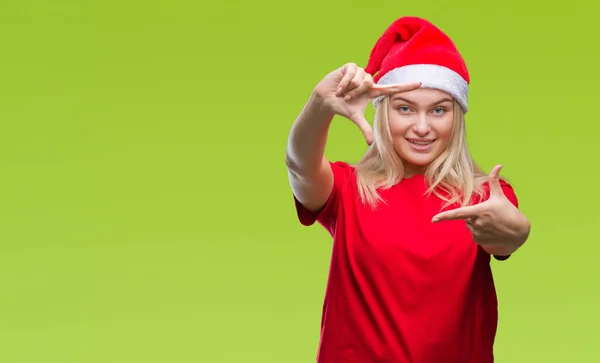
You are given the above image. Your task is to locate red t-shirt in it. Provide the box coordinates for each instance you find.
[293,161,519,363]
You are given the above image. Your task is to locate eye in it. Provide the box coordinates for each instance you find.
[398,106,411,113]
[432,107,446,115]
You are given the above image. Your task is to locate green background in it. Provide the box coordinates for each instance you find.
[0,0,598,362]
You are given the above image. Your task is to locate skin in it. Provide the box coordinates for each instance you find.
[432,165,531,256]
[286,62,530,255]
[387,88,455,178]
[385,86,531,255]
[285,63,420,213]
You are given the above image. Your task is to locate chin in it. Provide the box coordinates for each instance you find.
[397,148,437,165]
[406,158,432,166]
[405,158,434,168]
[396,150,441,174]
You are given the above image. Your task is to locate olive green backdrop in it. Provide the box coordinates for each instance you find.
[0,0,598,362]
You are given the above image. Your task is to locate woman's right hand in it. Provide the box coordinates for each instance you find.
[313,63,421,145]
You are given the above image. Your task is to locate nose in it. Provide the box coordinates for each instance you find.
[412,114,431,136]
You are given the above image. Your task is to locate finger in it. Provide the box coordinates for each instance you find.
[343,69,366,100]
[340,67,365,98]
[370,82,422,98]
[464,217,481,233]
[347,112,374,145]
[431,204,485,223]
[336,64,358,97]
[344,74,374,101]
[488,164,505,196]
[465,222,475,234]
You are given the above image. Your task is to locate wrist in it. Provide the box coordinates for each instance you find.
[308,90,335,118]
[481,243,519,256]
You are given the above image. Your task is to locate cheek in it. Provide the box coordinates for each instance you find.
[387,115,409,137]
[434,118,454,142]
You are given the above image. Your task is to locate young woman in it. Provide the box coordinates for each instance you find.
[285,17,531,363]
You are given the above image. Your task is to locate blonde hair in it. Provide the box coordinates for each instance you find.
[354,96,489,210]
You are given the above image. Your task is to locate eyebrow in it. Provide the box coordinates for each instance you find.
[391,96,454,106]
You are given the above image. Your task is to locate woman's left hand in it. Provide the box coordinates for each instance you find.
[431,165,531,250]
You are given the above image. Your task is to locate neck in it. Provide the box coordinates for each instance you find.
[403,162,427,179]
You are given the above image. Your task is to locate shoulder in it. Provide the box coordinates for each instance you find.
[329,160,357,184]
[330,160,355,173]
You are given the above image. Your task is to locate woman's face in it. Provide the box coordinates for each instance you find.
[387,88,455,176]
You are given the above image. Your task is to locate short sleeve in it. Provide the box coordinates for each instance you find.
[492,179,520,261]
[500,179,519,208]
[293,161,352,235]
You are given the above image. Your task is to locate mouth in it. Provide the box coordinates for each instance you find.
[406,138,436,146]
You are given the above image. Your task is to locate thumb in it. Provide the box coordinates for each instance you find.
[488,164,505,197]
[348,112,374,145]
[369,82,422,98]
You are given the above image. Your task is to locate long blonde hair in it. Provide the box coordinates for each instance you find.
[354,96,489,210]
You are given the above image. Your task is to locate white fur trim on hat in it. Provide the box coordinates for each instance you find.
[372,64,469,113]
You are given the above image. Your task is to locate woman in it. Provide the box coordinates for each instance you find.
[285,16,531,363]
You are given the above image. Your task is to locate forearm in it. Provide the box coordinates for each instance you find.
[285,92,334,177]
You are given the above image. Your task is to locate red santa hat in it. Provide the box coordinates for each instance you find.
[365,17,470,113]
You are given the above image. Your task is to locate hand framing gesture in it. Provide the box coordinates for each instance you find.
[313,63,421,145]
[432,165,531,249]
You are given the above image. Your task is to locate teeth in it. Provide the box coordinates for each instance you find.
[409,140,432,145]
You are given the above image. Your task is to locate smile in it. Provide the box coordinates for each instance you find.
[406,139,435,145]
